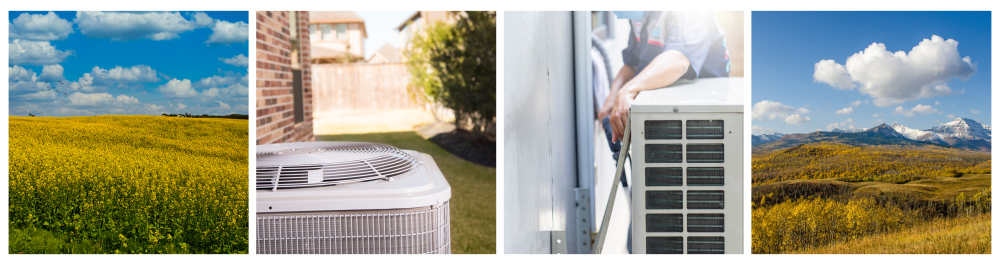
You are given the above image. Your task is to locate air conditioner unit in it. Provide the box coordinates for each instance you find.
[630,77,743,254]
[255,142,452,254]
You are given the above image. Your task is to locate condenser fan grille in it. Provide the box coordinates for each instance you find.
[256,143,420,190]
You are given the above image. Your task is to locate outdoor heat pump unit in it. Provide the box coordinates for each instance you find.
[629,78,743,254]
[255,142,452,254]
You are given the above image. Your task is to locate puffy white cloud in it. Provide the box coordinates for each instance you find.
[215,101,231,109]
[814,36,977,107]
[220,54,248,67]
[74,11,215,41]
[893,104,938,117]
[784,114,812,126]
[62,92,144,107]
[849,100,868,107]
[194,71,247,88]
[934,101,940,105]
[39,64,65,82]
[969,109,981,114]
[870,118,884,125]
[752,126,776,135]
[872,113,879,118]
[752,100,812,125]
[89,65,160,88]
[157,78,200,98]
[814,59,854,89]
[9,39,74,65]
[826,118,857,131]
[947,114,956,120]
[9,12,75,41]
[19,90,57,100]
[835,107,854,115]
[206,20,249,45]
[9,65,52,91]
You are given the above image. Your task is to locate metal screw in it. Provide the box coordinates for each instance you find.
[673,107,678,113]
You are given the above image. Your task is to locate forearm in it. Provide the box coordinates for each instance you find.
[601,65,636,114]
[618,50,691,99]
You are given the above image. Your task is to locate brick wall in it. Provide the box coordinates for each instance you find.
[256,11,314,145]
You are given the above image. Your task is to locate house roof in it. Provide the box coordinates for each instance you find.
[395,12,422,31]
[369,43,401,63]
[309,11,367,38]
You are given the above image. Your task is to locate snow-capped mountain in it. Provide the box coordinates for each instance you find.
[755,118,991,151]
[929,118,991,141]
[890,122,948,145]
[865,124,906,139]
[751,133,784,146]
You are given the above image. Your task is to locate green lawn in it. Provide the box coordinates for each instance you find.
[316,132,496,254]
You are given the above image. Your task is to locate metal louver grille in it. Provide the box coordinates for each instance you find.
[686,120,724,139]
[687,236,724,254]
[256,201,450,254]
[645,120,682,139]
[646,214,683,232]
[686,144,724,163]
[687,214,724,232]
[645,144,682,163]
[646,237,683,254]
[256,143,420,190]
[686,167,724,186]
[646,167,682,186]
[646,190,683,209]
[687,190,724,209]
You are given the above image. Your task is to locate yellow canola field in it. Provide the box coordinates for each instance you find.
[9,116,248,254]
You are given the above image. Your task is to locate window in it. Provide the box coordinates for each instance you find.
[320,24,333,41]
[336,23,347,41]
[309,24,317,42]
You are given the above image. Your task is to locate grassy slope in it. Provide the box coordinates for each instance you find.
[792,213,991,254]
[317,132,496,254]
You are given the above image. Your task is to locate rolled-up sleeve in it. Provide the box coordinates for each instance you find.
[660,12,712,80]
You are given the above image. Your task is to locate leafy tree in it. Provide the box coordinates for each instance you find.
[405,11,496,140]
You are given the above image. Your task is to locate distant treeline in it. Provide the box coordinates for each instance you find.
[161,113,248,119]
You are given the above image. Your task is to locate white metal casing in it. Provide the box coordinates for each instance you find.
[630,77,743,254]
[257,143,451,213]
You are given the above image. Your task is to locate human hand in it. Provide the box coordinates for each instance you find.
[610,86,637,143]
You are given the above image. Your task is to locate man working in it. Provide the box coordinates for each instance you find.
[598,11,730,144]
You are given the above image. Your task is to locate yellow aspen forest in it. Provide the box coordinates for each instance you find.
[751,142,991,254]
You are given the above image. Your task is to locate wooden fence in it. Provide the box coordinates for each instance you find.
[311,63,423,112]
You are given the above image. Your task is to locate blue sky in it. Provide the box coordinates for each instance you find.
[9,11,249,116]
[751,11,991,134]
[355,11,416,59]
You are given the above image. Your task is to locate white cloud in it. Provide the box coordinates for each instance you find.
[157,79,200,98]
[89,65,160,88]
[752,100,812,125]
[752,126,776,135]
[9,65,52,91]
[206,20,248,45]
[9,12,75,41]
[39,64,65,82]
[220,54,248,67]
[872,113,879,118]
[969,109,981,114]
[194,71,247,88]
[934,101,940,105]
[826,118,857,131]
[947,114,956,120]
[813,36,977,107]
[784,114,812,126]
[814,59,855,89]
[835,107,854,115]
[19,90,57,101]
[893,104,938,117]
[74,11,214,41]
[215,101,231,109]
[870,118,884,125]
[849,100,868,107]
[9,39,74,65]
